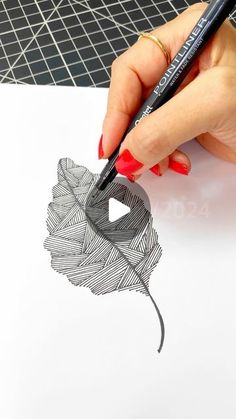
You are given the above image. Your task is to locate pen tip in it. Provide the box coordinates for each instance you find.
[88,186,100,205]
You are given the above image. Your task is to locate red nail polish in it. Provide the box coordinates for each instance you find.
[127,174,135,182]
[98,134,104,159]
[169,160,189,175]
[150,164,162,176]
[115,149,143,176]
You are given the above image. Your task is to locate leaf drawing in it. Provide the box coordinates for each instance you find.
[44,158,165,352]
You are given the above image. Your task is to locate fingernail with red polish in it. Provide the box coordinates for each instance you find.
[150,164,162,176]
[169,160,189,175]
[98,134,104,159]
[115,149,143,176]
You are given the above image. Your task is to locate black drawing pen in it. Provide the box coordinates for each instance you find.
[92,0,235,196]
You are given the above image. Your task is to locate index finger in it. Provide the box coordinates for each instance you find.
[101,2,207,158]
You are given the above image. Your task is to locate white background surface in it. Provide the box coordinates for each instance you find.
[0,84,236,419]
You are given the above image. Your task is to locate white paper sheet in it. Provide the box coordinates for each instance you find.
[0,84,235,419]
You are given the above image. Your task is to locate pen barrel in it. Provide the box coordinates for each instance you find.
[97,0,235,190]
[130,0,235,131]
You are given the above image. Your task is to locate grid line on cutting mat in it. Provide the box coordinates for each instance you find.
[0,0,235,87]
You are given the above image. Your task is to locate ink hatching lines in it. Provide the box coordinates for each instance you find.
[44,158,165,352]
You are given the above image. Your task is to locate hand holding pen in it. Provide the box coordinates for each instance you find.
[98,1,236,186]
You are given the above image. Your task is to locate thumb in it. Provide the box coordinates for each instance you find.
[115,67,222,176]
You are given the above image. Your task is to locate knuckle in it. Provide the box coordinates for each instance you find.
[186,2,207,13]
[129,126,173,165]
[111,57,120,73]
[213,68,232,97]
[145,135,172,161]
[209,68,236,120]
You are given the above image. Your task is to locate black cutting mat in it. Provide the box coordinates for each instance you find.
[0,0,235,87]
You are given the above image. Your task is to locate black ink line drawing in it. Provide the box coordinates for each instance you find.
[44,158,165,352]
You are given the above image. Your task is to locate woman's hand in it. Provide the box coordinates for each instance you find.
[98,3,236,180]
